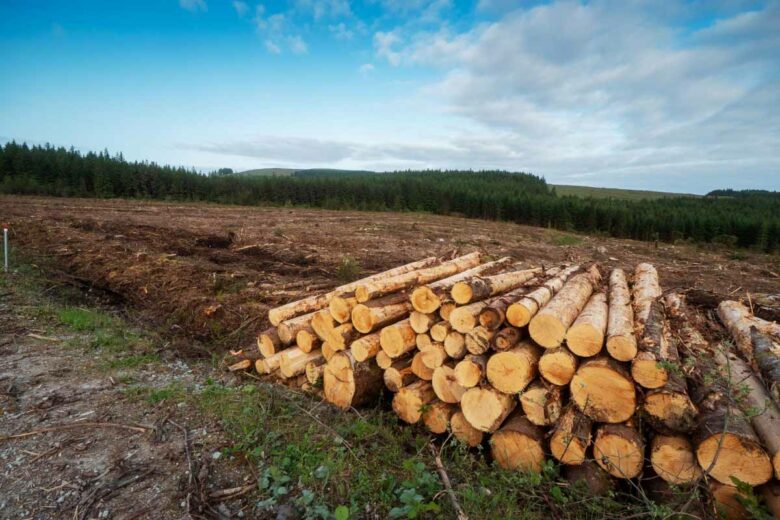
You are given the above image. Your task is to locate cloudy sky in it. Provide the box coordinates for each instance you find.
[1,0,778,193]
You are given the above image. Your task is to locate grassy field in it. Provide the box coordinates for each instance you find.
[552,184,698,200]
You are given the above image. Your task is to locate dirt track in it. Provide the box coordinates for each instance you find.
[3,195,779,353]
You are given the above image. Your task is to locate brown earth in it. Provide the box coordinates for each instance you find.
[3,195,779,355]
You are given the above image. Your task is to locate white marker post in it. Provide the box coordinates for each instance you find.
[3,227,7,272]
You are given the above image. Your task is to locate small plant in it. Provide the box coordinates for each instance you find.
[549,234,582,247]
[388,460,441,519]
[336,256,361,282]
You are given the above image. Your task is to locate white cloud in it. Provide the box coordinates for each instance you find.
[359,63,375,75]
[179,0,207,12]
[232,1,248,16]
[329,22,354,40]
[374,30,403,66]
[295,0,352,20]
[265,39,281,54]
[288,35,308,54]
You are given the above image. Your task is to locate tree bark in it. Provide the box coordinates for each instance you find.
[493,326,522,351]
[520,379,563,426]
[631,299,672,389]
[451,268,542,305]
[464,325,495,355]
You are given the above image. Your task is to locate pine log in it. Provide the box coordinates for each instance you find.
[422,400,456,434]
[606,269,637,361]
[461,386,517,432]
[257,347,295,374]
[376,350,393,370]
[486,341,541,394]
[528,266,600,348]
[392,380,436,423]
[750,326,780,402]
[305,359,326,385]
[421,343,448,369]
[321,341,336,361]
[631,300,671,389]
[650,435,702,485]
[539,346,578,386]
[328,295,358,324]
[356,252,482,302]
[443,331,467,359]
[350,332,382,362]
[411,351,434,381]
[280,348,324,378]
[278,313,316,345]
[479,286,531,331]
[228,359,252,371]
[383,357,416,392]
[632,263,662,336]
[379,319,417,358]
[323,350,384,409]
[432,364,466,403]
[593,422,645,479]
[410,256,513,314]
[416,333,433,351]
[410,311,439,334]
[550,407,592,465]
[324,323,358,351]
[269,255,438,325]
[451,268,542,305]
[519,380,563,426]
[430,321,451,342]
[451,410,484,447]
[506,265,581,327]
[449,301,490,333]
[717,300,768,362]
[311,309,337,341]
[296,328,321,353]
[490,412,546,473]
[493,326,522,351]
[257,327,282,357]
[464,326,495,355]
[566,292,607,357]
[351,293,412,333]
[454,355,486,388]
[709,482,750,520]
[570,356,636,423]
[439,301,457,321]
[564,461,614,496]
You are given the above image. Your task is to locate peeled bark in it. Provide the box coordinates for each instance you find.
[443,331,467,359]
[606,269,637,361]
[528,266,601,348]
[379,319,417,358]
[392,380,436,424]
[409,311,439,334]
[631,300,672,389]
[539,346,578,386]
[257,327,282,357]
[356,252,482,302]
[566,292,607,357]
[422,400,456,434]
[432,364,466,403]
[593,423,645,479]
[493,326,522,351]
[295,328,321,353]
[430,321,451,342]
[550,407,592,465]
[461,386,517,432]
[451,411,484,447]
[323,350,384,409]
[451,268,542,305]
[383,357,416,392]
[410,256,513,314]
[449,301,490,333]
[411,351,434,381]
[421,342,448,369]
[269,255,438,325]
[454,355,486,388]
[650,435,702,485]
[570,356,636,423]
[520,380,563,426]
[350,332,382,362]
[490,412,546,473]
[464,326,495,355]
[486,341,541,394]
[632,263,662,336]
[506,265,581,327]
[280,348,324,379]
[717,300,763,361]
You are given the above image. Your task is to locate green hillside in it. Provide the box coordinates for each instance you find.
[234,168,298,177]
[552,184,698,200]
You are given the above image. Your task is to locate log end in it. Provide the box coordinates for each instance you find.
[566,324,604,357]
[451,411,484,447]
[410,286,440,314]
[631,358,669,389]
[570,362,636,423]
[529,314,566,349]
[605,335,638,361]
[696,433,773,486]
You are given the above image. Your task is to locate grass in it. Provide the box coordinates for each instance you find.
[549,234,584,246]
[336,255,362,282]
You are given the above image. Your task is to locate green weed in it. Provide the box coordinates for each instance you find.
[336,256,361,282]
[549,234,583,246]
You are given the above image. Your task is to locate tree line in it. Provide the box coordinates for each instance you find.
[1,142,778,252]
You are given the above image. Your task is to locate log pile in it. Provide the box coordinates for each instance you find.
[226,252,780,517]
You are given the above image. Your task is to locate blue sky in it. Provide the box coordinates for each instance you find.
[1,0,778,193]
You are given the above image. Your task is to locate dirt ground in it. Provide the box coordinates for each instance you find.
[3,195,778,354]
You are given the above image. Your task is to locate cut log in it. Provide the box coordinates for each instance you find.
[411,351,434,381]
[257,327,283,357]
[717,300,773,362]
[324,323,358,351]
[465,326,495,355]
[528,266,600,348]
[570,356,636,423]
[566,292,607,357]
[295,328,321,353]
[257,348,291,374]
[606,269,637,361]
[269,255,438,325]
[631,300,671,389]
[351,297,412,333]
[321,341,336,361]
[593,422,644,479]
[383,357,416,392]
[410,256,513,314]
[356,252,482,302]
[376,350,393,370]
[454,355,486,388]
[493,326,522,351]
[761,482,780,520]
[350,332,382,362]
[430,321,451,342]
[305,359,326,385]
[278,313,316,345]
[311,309,337,341]
[643,385,698,434]
[392,380,436,423]
[486,341,541,394]
[490,412,546,473]
[750,326,780,402]
[443,331,467,359]
[564,461,614,496]
[410,311,438,334]
[439,301,456,321]
[449,301,490,333]
[539,346,578,386]
[323,350,384,409]
[632,263,662,336]
[479,285,536,331]
[432,364,466,403]
[520,380,563,426]
[450,410,484,447]
[422,400,456,434]
[550,407,592,465]
[460,386,517,432]
[416,333,433,351]
[421,343,448,369]
[650,435,702,485]
[506,265,581,327]
[228,359,251,371]
[451,268,542,305]
[710,482,750,520]
[379,319,417,358]
[280,348,324,379]
[328,294,358,324]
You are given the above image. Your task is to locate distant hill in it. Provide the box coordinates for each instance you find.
[552,184,698,200]
[234,168,298,177]
[235,168,375,178]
